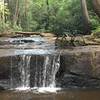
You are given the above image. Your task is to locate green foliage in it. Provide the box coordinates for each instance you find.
[91,26,100,38]
[0,3,9,15]
[0,0,100,35]
[0,2,10,32]
[91,15,100,30]
[12,24,22,31]
[87,0,100,33]
[0,21,4,32]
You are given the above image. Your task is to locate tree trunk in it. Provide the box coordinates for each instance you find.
[45,0,49,31]
[92,0,100,17]
[13,0,19,25]
[81,0,91,34]
[0,0,5,29]
[24,0,28,30]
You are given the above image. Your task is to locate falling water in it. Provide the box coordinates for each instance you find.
[19,55,31,88]
[10,55,31,89]
[10,53,60,91]
[33,54,60,88]
[43,54,60,87]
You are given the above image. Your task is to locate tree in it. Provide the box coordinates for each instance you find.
[13,0,19,25]
[0,0,10,32]
[45,0,49,31]
[0,0,100,34]
[0,0,5,29]
[92,0,100,17]
[81,0,91,34]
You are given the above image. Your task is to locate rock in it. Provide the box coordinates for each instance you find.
[0,86,5,91]
[58,49,100,79]
[58,53,92,77]
[58,73,100,88]
[0,57,11,79]
[56,47,100,88]
[0,46,100,88]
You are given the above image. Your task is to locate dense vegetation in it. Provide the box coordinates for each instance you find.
[0,0,100,35]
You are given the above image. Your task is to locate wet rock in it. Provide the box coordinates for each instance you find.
[90,51,100,78]
[58,73,100,88]
[58,51,100,79]
[56,50,100,88]
[0,57,11,79]
[57,53,92,83]
[0,46,100,88]
[0,86,5,91]
[0,56,21,79]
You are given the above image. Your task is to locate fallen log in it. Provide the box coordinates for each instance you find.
[15,31,43,37]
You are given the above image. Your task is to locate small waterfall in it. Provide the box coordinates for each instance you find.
[10,53,60,91]
[42,54,60,87]
[10,55,31,89]
[19,55,31,88]
[33,54,60,88]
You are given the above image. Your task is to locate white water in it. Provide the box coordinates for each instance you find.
[10,54,60,92]
[10,55,31,89]
[34,54,60,87]
[19,55,31,87]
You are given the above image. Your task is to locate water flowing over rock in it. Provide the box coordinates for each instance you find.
[10,55,31,88]
[10,54,60,90]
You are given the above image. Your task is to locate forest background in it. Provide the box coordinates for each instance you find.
[0,0,100,36]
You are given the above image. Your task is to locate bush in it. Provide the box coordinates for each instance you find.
[12,24,22,32]
[0,21,12,33]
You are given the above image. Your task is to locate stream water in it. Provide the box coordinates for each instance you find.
[0,89,100,100]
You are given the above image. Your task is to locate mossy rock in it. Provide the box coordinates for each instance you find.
[91,32,100,38]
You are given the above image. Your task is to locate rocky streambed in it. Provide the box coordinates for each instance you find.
[0,34,100,91]
[0,46,100,90]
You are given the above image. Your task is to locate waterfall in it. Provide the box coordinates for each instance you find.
[42,54,60,87]
[10,55,31,89]
[10,54,60,91]
[19,55,31,88]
